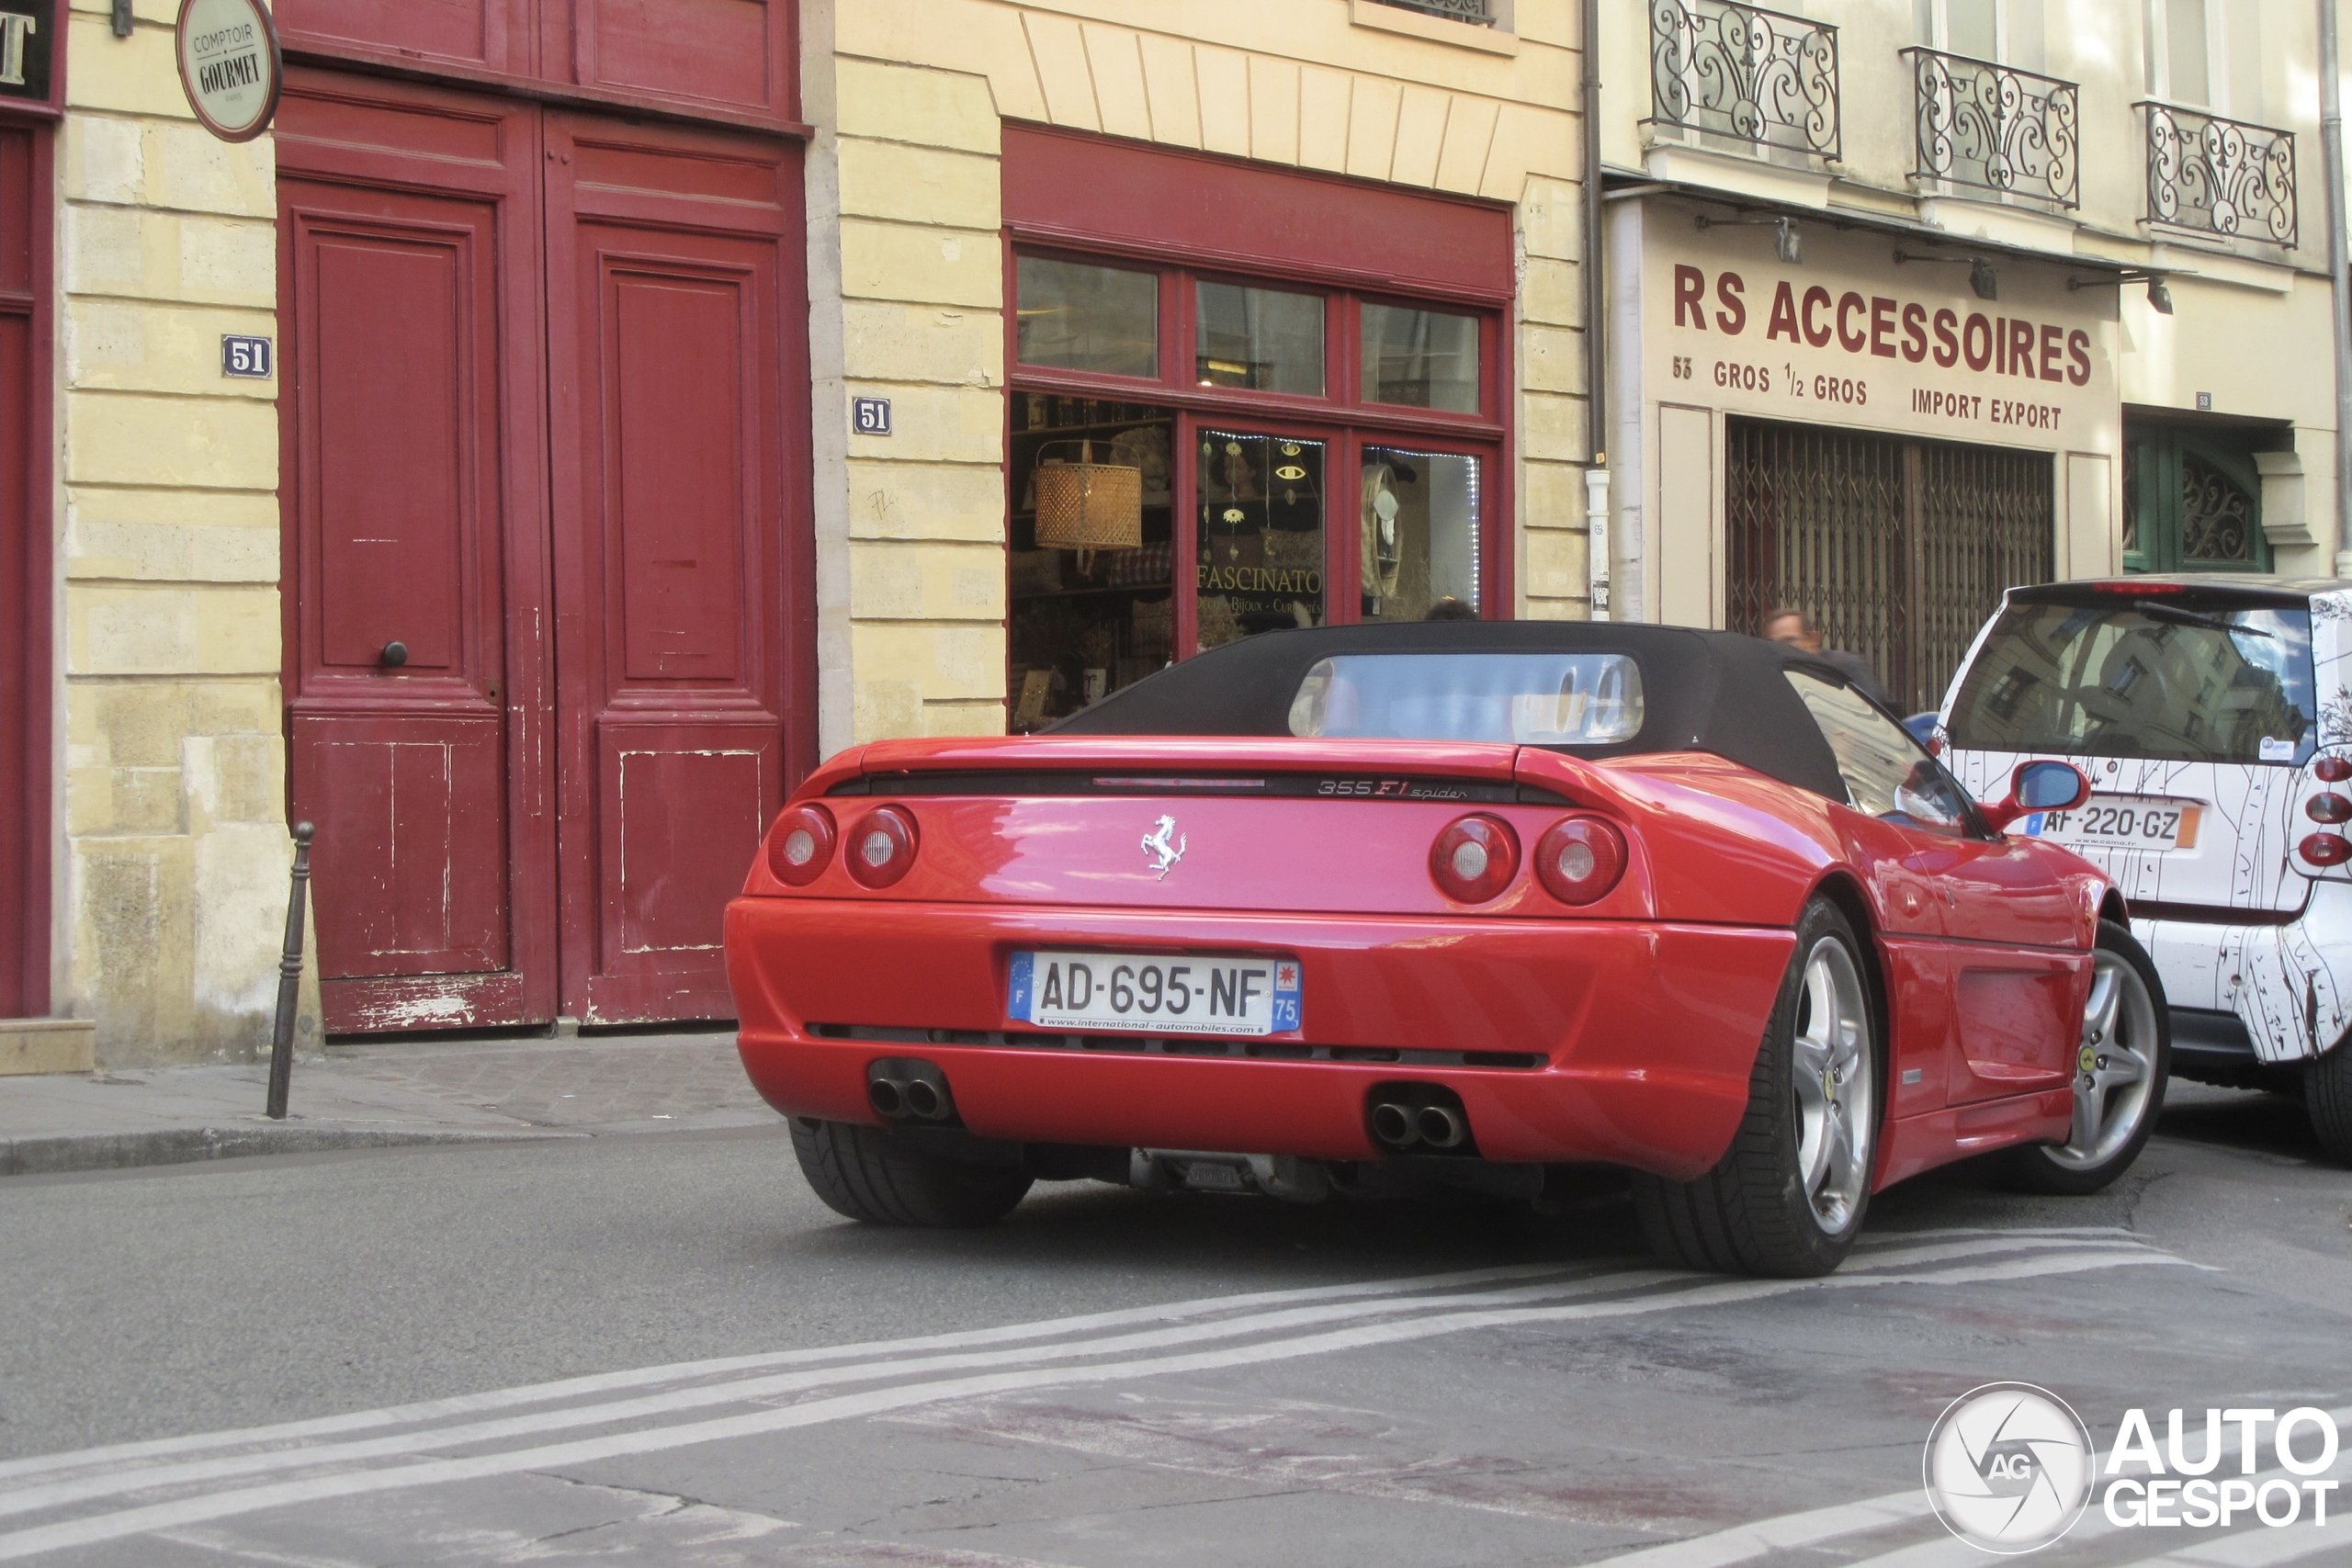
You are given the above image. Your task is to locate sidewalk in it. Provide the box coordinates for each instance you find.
[0,1031,778,1177]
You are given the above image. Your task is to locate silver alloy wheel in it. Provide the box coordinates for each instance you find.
[2051,949,2159,1169]
[1790,936,1873,1235]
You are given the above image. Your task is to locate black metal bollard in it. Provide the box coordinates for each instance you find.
[266,823,316,1121]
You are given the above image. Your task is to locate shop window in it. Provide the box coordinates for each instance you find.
[1005,245,1503,730]
[1363,303,1480,412]
[1015,256,1159,378]
[1360,447,1482,621]
[1194,282,1324,395]
[1198,431,1327,649]
[1009,395,1176,728]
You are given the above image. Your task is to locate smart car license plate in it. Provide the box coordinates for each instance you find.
[2025,797,2202,851]
[1008,952,1302,1037]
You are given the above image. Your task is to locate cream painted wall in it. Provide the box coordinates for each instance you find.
[54,0,300,1066]
[1597,0,2341,581]
[814,0,1596,753]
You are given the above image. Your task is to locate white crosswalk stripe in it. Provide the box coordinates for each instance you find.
[0,1258,1586,1487]
[0,1230,2187,1562]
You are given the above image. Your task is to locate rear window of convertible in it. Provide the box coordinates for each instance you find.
[1948,599,2317,766]
[1286,653,1645,744]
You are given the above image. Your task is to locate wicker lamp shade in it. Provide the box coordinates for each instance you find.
[1035,440,1142,571]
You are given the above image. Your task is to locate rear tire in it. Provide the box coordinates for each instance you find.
[1633,897,1880,1278]
[790,1118,1034,1227]
[2306,1043,2352,1167]
[1996,919,2167,1195]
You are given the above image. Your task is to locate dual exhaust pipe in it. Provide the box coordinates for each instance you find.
[867,1057,956,1123]
[868,1060,1472,1156]
[1366,1086,1473,1154]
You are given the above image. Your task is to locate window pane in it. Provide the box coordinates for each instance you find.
[1946,599,2315,766]
[1016,256,1158,378]
[1362,303,1480,412]
[1786,671,1970,831]
[1946,0,1996,58]
[1194,282,1324,395]
[1289,654,1644,744]
[1361,448,1480,621]
[1007,396,1177,730]
[2166,0,2209,103]
[1197,431,1324,650]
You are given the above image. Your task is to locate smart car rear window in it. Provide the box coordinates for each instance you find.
[1286,653,1645,744]
[1947,599,2317,766]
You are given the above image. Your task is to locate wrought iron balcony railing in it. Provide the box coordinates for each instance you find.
[1368,0,1497,24]
[1649,0,1838,160]
[1902,49,2078,209]
[2141,102,2298,247]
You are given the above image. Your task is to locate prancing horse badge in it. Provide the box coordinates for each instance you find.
[1141,815,1186,880]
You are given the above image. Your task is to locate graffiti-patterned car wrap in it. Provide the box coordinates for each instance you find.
[1942,579,2352,1067]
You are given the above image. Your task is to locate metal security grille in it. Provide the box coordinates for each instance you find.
[1725,417,2052,713]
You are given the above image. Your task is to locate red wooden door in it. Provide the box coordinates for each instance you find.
[544,114,810,1022]
[278,80,558,1032]
[280,82,809,1032]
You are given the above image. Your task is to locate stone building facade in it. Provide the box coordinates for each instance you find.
[1595,0,2349,709]
[37,0,287,1069]
[806,0,1595,756]
[6,0,1603,1067]
[15,0,2344,1068]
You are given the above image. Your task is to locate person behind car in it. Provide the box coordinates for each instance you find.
[1425,596,1479,621]
[1764,606,1891,709]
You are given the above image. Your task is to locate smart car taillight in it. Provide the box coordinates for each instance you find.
[1430,815,1519,903]
[2318,756,2352,783]
[2308,795,2352,824]
[766,805,835,886]
[2299,832,2352,868]
[1535,818,1628,906]
[846,806,920,888]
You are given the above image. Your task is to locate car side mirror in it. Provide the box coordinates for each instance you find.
[1981,760,2093,833]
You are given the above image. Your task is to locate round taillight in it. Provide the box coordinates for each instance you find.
[1535,817,1628,906]
[2309,794,2352,825]
[766,805,835,886]
[846,806,920,888]
[1430,815,1520,904]
[2318,756,2352,784]
[2300,832,2352,868]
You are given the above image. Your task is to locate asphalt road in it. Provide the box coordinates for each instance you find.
[2,1085,2349,1567]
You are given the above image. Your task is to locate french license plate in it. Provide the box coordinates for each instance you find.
[2026,796,2201,851]
[1008,951,1302,1037]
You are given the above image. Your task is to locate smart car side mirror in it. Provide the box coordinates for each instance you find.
[1982,760,2093,833]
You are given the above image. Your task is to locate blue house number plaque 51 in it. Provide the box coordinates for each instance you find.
[852,396,891,435]
[222,334,273,379]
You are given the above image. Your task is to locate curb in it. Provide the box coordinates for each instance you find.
[0,1124,578,1179]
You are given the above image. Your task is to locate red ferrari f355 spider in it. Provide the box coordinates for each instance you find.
[725,623,2168,1276]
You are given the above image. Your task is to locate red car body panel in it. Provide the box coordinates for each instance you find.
[726,735,2107,1187]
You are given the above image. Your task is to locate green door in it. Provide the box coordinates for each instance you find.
[2122,424,2269,573]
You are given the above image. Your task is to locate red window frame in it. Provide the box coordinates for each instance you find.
[1001,129,1515,669]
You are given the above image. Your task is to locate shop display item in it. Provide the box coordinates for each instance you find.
[1034,439,1143,573]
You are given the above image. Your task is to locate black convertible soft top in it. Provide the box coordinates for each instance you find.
[1050,621,1854,801]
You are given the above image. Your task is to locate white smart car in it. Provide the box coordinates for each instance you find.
[1939,576,2352,1159]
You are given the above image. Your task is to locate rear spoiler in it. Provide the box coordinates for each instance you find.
[780,735,1650,817]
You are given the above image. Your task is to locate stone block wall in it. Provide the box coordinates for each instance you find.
[56,0,291,1065]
